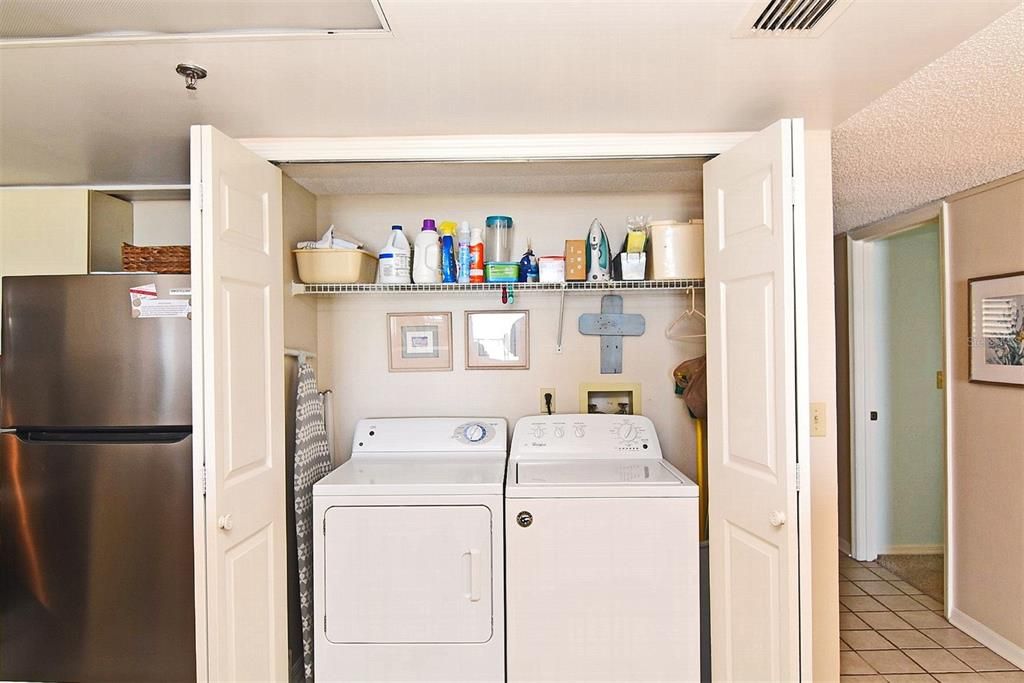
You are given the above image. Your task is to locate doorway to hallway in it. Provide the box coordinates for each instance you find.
[847,217,947,595]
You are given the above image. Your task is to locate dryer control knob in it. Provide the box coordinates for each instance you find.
[463,423,487,443]
[516,511,533,528]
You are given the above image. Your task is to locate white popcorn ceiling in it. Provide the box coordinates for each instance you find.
[832,4,1024,233]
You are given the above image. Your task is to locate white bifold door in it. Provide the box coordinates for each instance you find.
[191,125,288,682]
[703,118,811,681]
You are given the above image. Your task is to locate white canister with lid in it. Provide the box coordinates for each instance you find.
[647,219,704,280]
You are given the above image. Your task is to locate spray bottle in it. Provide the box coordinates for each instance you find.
[457,221,472,284]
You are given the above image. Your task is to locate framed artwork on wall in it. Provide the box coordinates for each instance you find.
[465,310,530,370]
[968,271,1024,386]
[387,312,453,372]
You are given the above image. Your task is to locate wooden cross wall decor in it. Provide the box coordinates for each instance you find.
[578,294,646,374]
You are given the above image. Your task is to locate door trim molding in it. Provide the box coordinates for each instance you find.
[189,125,210,683]
[237,133,754,164]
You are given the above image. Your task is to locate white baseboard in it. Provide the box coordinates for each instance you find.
[878,544,944,555]
[949,607,1024,670]
[839,537,852,556]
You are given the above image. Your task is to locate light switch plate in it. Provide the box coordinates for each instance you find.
[810,402,826,437]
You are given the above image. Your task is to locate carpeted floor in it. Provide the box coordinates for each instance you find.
[875,554,944,603]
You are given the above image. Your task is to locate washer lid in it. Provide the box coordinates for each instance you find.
[508,459,698,498]
[314,457,506,496]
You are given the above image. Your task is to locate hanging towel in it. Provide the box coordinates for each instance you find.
[293,361,332,683]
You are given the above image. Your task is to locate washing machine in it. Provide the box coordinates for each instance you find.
[505,414,700,682]
[313,417,507,682]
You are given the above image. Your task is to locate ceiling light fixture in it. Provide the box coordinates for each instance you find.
[175,63,208,91]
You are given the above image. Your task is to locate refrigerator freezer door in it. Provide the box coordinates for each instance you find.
[1,274,192,429]
[0,432,196,682]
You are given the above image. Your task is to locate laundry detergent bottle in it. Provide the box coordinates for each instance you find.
[439,221,458,283]
[377,225,411,284]
[469,226,485,283]
[413,219,442,284]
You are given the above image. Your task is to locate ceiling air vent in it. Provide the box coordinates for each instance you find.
[741,0,851,36]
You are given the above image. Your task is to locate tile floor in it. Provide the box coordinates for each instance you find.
[840,554,1022,681]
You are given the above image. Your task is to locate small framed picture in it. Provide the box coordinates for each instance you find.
[969,271,1024,386]
[387,312,453,372]
[466,310,530,370]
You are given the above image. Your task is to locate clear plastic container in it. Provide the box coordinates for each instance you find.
[484,215,513,263]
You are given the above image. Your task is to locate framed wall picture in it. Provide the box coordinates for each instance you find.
[387,312,453,372]
[465,310,530,370]
[969,271,1024,386]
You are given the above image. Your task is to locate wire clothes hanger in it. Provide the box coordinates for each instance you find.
[665,287,706,340]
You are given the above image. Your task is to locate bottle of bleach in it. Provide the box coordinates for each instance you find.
[377,225,411,284]
[413,219,442,284]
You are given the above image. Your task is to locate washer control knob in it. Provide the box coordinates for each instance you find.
[516,511,533,528]
[618,423,637,443]
[574,425,585,438]
[554,426,565,438]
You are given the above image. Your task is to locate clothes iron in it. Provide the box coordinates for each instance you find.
[586,218,611,281]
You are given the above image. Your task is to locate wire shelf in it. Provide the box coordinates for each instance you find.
[292,279,704,296]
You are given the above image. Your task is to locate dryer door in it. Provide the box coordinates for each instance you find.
[323,505,493,644]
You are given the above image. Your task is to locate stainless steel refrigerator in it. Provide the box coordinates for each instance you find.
[1,274,196,682]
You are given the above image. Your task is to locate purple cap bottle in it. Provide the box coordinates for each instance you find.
[422,219,436,231]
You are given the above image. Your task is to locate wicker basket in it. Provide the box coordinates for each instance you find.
[121,243,191,274]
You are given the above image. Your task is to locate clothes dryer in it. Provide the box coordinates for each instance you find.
[313,418,507,682]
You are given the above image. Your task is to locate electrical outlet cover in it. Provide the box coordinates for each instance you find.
[539,388,556,414]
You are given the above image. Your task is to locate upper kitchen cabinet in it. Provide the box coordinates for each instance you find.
[0,188,133,277]
[0,188,133,347]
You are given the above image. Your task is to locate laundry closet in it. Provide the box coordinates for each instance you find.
[283,157,708,479]
[189,121,834,682]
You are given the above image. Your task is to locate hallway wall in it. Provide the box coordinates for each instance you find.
[945,173,1024,666]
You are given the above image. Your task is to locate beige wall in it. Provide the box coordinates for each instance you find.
[806,130,840,683]
[834,235,852,552]
[946,173,1024,662]
[282,177,318,355]
[132,199,190,246]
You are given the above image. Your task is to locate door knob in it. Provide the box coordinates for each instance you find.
[516,511,533,528]
[769,511,786,527]
[217,514,233,531]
